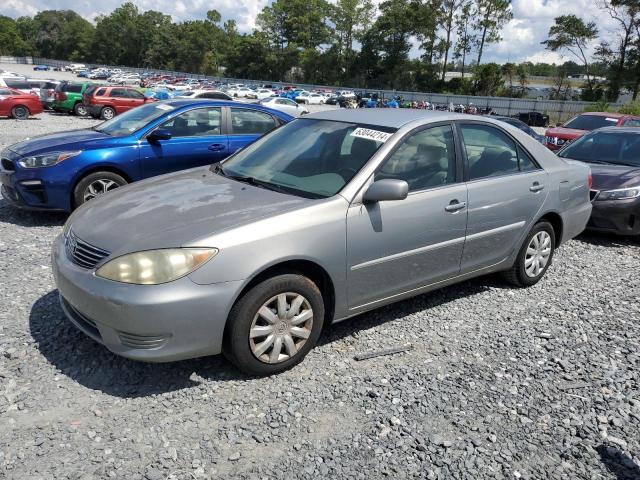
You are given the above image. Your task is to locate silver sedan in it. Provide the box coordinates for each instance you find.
[52,110,592,375]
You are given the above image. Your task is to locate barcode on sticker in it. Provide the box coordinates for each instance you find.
[350,127,392,143]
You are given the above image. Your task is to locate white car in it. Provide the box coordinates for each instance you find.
[258,97,309,116]
[227,87,253,98]
[296,91,326,105]
[177,89,233,100]
[335,90,356,99]
[247,88,275,100]
[64,63,86,72]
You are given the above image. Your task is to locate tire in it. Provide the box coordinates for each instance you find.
[223,274,325,376]
[502,221,556,287]
[11,105,29,120]
[74,102,88,116]
[100,107,116,120]
[73,171,127,209]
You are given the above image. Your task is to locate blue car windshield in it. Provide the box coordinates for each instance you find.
[94,103,177,136]
[219,119,396,199]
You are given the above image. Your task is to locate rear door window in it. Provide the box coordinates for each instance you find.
[109,88,130,98]
[127,90,145,99]
[230,108,277,135]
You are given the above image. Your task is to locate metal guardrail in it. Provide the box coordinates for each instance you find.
[1,55,624,122]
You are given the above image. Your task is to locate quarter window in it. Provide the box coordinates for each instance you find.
[95,88,107,96]
[376,125,457,191]
[460,124,537,180]
[159,108,222,137]
[230,108,276,135]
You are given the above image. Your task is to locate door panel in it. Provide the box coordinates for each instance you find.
[139,107,227,178]
[346,185,468,308]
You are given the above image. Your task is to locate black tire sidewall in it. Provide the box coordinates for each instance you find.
[101,107,115,120]
[74,103,87,116]
[12,106,28,119]
[515,221,556,287]
[73,171,127,209]
[224,274,325,376]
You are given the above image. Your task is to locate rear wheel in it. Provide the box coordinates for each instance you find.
[100,107,116,120]
[503,221,555,287]
[11,105,29,120]
[74,102,88,116]
[223,274,324,376]
[73,171,127,209]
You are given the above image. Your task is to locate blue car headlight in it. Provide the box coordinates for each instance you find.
[18,151,82,168]
[596,186,640,201]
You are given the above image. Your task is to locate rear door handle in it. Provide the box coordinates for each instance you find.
[530,182,545,193]
[445,200,467,212]
[208,144,225,152]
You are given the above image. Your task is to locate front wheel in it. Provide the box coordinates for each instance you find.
[223,274,325,376]
[503,221,555,287]
[73,171,127,209]
[100,107,116,120]
[11,105,29,120]
[74,102,88,116]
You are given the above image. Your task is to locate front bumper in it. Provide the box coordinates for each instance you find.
[52,234,243,362]
[0,159,68,211]
[587,197,640,235]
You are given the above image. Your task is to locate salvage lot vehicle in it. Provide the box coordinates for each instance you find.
[296,91,326,105]
[493,116,545,143]
[0,100,292,211]
[0,87,44,119]
[52,81,95,116]
[558,127,640,235]
[83,85,155,119]
[544,112,640,151]
[258,96,309,116]
[51,110,592,375]
[177,89,233,101]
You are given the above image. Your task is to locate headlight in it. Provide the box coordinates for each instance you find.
[596,187,640,201]
[96,248,218,285]
[18,151,82,168]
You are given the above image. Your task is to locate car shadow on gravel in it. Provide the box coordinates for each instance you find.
[596,444,640,480]
[575,231,639,248]
[0,198,68,227]
[29,290,244,398]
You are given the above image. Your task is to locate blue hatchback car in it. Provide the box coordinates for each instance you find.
[0,100,293,211]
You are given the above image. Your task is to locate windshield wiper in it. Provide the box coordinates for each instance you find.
[226,174,289,194]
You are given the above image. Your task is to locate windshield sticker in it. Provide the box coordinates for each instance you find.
[350,127,392,143]
[156,104,174,111]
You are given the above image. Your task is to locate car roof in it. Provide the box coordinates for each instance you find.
[579,111,633,118]
[305,109,473,128]
[158,99,294,118]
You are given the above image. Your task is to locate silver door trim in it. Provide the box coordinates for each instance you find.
[350,236,466,271]
[465,220,526,241]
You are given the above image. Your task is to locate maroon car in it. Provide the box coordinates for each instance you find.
[558,127,640,235]
[544,112,640,151]
[0,87,43,119]
[83,85,155,120]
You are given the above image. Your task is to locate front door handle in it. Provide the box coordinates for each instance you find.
[208,144,226,152]
[530,182,545,193]
[445,200,467,212]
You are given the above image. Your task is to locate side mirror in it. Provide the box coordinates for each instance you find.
[147,128,172,143]
[363,179,409,203]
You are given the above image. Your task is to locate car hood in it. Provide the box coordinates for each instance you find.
[68,167,311,255]
[545,127,585,139]
[7,129,112,156]
[585,163,640,191]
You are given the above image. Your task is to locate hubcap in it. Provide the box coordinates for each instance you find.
[103,109,114,119]
[524,231,552,278]
[83,179,119,202]
[14,107,27,118]
[249,293,313,364]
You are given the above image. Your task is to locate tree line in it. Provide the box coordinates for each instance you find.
[0,0,638,100]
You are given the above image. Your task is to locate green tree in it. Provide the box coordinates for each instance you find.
[29,10,94,60]
[331,0,375,79]
[542,15,599,94]
[453,0,476,76]
[0,16,29,55]
[439,0,465,81]
[501,62,516,89]
[473,0,513,66]
[473,62,503,95]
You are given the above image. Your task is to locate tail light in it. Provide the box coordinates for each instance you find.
[55,92,67,101]
[588,172,593,190]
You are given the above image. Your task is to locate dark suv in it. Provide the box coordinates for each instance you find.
[83,85,153,120]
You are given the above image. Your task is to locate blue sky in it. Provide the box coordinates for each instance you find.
[2,0,611,64]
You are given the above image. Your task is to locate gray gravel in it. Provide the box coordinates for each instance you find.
[1,112,640,480]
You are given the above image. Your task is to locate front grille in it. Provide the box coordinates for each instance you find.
[589,190,599,201]
[65,230,110,269]
[1,158,14,171]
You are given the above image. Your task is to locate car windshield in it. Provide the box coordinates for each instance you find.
[218,119,396,199]
[559,131,640,166]
[94,103,176,136]
[563,115,619,131]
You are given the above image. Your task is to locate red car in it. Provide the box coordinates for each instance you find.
[0,87,43,120]
[545,112,640,151]
[83,85,155,120]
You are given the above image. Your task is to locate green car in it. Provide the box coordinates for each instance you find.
[52,81,94,116]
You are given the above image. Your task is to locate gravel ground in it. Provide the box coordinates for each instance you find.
[1,110,639,480]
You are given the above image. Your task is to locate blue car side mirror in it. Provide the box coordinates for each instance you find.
[147,129,172,143]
